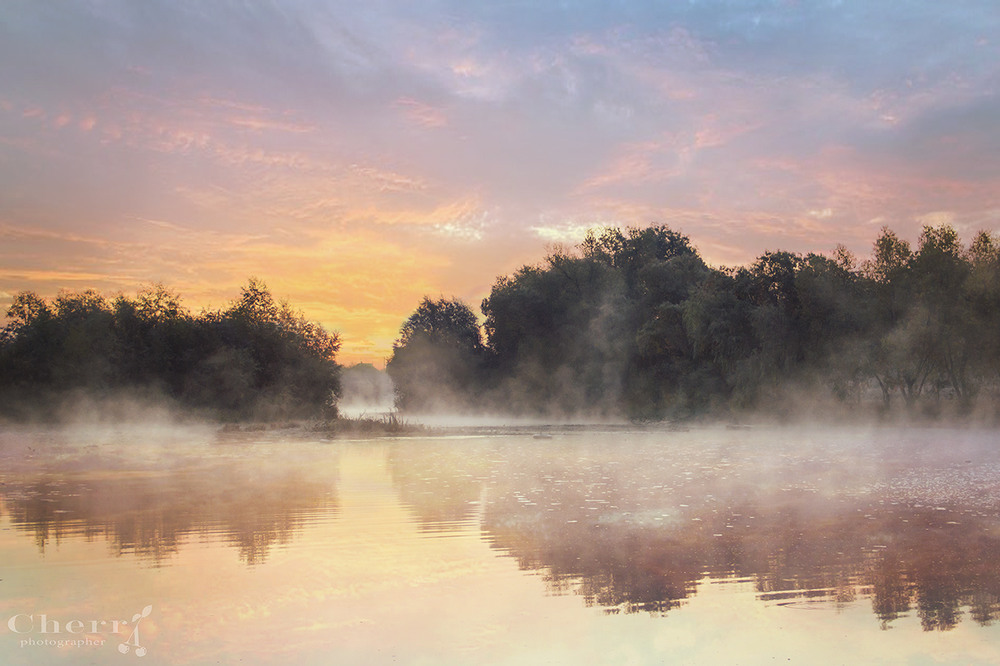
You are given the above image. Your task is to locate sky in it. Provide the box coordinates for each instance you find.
[1,1,999,366]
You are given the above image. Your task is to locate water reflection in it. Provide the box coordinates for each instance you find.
[387,429,1000,630]
[4,425,1000,644]
[0,432,339,566]
[386,441,486,533]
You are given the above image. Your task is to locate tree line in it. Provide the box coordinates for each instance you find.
[0,278,341,421]
[5,223,999,423]
[388,224,1000,420]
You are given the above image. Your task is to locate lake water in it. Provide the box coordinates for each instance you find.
[2,424,1000,664]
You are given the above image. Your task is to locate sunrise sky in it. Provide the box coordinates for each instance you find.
[2,1,998,365]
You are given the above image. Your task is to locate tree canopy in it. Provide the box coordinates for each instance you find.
[387,297,484,412]
[0,279,341,421]
[391,223,1000,421]
[7,222,1000,423]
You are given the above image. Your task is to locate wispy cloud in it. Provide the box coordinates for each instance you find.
[394,97,449,128]
[2,0,999,361]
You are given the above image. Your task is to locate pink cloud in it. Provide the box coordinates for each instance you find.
[394,97,449,128]
[693,116,760,150]
[227,116,315,133]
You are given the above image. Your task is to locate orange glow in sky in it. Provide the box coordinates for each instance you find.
[1,3,999,365]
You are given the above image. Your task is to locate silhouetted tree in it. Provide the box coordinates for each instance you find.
[0,279,341,421]
[7,222,1000,421]
[965,231,1000,394]
[387,297,484,412]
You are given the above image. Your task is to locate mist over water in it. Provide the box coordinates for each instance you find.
[3,0,999,659]
[390,424,1000,621]
[337,363,395,419]
[379,225,1000,428]
[3,423,999,663]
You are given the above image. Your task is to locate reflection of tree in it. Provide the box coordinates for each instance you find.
[486,491,1000,626]
[386,437,1000,626]
[970,589,1000,627]
[865,509,1000,631]
[216,478,323,565]
[2,464,337,566]
[870,553,911,629]
[916,575,963,631]
[490,520,701,615]
[386,443,488,532]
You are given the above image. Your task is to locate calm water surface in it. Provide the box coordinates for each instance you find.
[2,424,1000,664]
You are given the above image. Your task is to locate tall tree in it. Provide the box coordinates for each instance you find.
[387,297,484,412]
[911,224,974,404]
